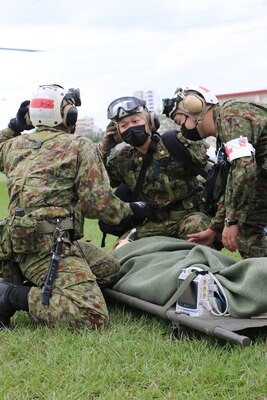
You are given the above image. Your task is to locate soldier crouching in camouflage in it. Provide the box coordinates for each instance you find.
[97,96,212,245]
[0,85,155,329]
[164,85,267,258]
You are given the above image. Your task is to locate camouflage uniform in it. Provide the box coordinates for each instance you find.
[105,133,211,240]
[0,126,132,327]
[209,101,267,258]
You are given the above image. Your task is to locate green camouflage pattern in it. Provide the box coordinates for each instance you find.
[119,212,211,242]
[0,127,132,224]
[106,135,211,239]
[0,126,130,327]
[8,214,39,253]
[75,239,120,287]
[0,238,120,326]
[0,260,25,283]
[21,235,120,327]
[212,101,267,257]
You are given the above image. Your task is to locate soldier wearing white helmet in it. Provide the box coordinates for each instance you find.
[29,84,81,133]
[163,84,267,258]
[0,84,155,330]
[162,85,219,140]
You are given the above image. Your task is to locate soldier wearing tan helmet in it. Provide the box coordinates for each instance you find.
[98,95,212,246]
[163,85,267,258]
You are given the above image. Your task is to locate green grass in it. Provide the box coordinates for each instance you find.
[1,308,267,399]
[1,176,267,399]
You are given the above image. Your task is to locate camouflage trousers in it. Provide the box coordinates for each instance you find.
[119,211,211,242]
[237,175,267,258]
[3,235,120,328]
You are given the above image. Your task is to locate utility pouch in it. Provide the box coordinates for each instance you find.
[0,219,12,260]
[73,201,84,240]
[182,193,202,210]
[9,215,38,254]
[0,260,25,283]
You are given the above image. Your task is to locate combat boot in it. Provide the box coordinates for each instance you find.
[0,280,30,330]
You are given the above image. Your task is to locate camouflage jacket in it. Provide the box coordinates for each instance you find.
[210,101,267,227]
[0,127,132,225]
[105,134,209,211]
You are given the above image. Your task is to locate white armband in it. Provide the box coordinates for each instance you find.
[224,137,255,162]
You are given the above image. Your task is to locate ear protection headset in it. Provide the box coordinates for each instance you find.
[170,86,219,138]
[62,101,78,128]
[182,94,205,114]
[148,111,160,132]
[173,85,218,117]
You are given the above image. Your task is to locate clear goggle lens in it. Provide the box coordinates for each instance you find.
[107,96,146,120]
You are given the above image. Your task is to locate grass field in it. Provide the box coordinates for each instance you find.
[0,177,267,399]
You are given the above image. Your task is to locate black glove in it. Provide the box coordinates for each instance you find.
[8,100,34,136]
[98,122,122,159]
[129,201,158,219]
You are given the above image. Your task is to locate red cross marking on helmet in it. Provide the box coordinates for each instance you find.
[31,98,54,108]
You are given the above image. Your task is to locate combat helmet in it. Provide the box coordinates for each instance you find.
[107,96,160,133]
[29,84,81,130]
[162,85,218,137]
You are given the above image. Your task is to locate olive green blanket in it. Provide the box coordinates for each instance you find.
[111,236,267,318]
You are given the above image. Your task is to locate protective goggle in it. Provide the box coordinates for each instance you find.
[107,96,146,120]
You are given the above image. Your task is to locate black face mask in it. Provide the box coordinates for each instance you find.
[181,124,202,141]
[122,125,149,147]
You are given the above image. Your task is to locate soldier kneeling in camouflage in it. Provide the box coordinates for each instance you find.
[0,85,155,329]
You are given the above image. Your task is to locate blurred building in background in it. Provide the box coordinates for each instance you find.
[217,89,267,104]
[75,116,103,142]
[133,89,160,112]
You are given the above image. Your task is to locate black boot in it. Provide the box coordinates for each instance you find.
[0,280,30,330]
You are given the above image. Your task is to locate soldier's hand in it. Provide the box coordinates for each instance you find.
[8,100,34,136]
[129,201,158,219]
[98,122,122,159]
[187,228,216,246]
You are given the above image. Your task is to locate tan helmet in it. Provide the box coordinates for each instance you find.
[107,96,160,134]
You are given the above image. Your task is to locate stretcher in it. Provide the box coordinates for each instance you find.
[103,288,267,346]
[108,236,267,346]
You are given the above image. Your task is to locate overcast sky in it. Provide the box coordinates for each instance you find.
[0,0,267,129]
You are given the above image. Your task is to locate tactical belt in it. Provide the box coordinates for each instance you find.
[37,217,74,234]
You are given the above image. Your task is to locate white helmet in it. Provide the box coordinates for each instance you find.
[29,84,80,129]
[178,85,218,105]
[162,85,218,137]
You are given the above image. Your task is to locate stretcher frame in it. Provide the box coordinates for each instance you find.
[103,288,267,346]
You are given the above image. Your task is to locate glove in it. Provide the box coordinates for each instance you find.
[129,201,158,219]
[98,122,122,159]
[8,100,34,136]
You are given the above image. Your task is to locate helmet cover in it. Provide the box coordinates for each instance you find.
[29,84,69,127]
